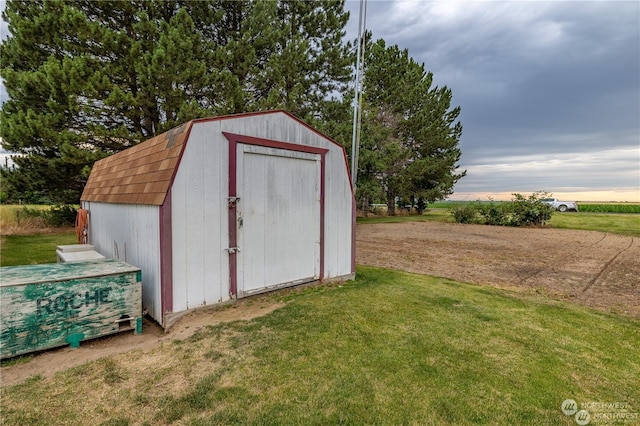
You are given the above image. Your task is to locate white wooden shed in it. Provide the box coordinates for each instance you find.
[81,110,355,328]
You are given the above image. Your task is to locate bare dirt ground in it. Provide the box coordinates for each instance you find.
[2,222,638,387]
[0,299,284,387]
[357,221,640,318]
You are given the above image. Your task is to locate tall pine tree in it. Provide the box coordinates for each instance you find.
[356,38,466,215]
[0,0,353,203]
[0,0,217,202]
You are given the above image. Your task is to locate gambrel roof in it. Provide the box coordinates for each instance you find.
[81,122,191,205]
[81,110,351,207]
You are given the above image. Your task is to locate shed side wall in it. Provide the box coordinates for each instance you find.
[82,201,162,321]
[170,124,229,310]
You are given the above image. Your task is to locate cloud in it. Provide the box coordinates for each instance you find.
[0,0,7,39]
[455,147,640,193]
[346,0,639,200]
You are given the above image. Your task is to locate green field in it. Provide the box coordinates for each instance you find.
[0,204,77,266]
[1,203,638,268]
[578,203,640,213]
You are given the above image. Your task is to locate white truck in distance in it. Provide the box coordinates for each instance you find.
[541,197,579,212]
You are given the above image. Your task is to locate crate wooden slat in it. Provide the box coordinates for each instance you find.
[1,259,142,359]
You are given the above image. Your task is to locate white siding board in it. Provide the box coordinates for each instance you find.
[330,151,351,275]
[200,122,230,303]
[235,147,260,290]
[172,124,229,311]
[203,125,225,304]
[83,201,162,320]
[184,130,204,309]
[204,125,228,303]
[171,150,188,313]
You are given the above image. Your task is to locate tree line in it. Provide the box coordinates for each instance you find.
[0,0,465,214]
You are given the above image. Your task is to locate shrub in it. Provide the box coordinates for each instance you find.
[451,202,485,224]
[482,202,509,226]
[508,192,553,226]
[451,193,554,227]
[46,204,78,227]
[18,204,77,227]
[18,206,48,221]
[450,201,509,225]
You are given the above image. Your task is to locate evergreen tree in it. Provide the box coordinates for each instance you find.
[204,0,353,122]
[356,38,466,215]
[0,0,353,203]
[0,0,216,202]
[256,0,352,122]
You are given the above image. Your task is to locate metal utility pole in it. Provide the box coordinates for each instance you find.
[350,0,367,190]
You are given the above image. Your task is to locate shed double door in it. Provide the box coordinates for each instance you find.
[235,144,321,297]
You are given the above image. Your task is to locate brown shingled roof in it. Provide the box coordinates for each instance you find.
[81,121,192,206]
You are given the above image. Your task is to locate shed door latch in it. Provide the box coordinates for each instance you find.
[228,197,240,208]
[226,247,240,254]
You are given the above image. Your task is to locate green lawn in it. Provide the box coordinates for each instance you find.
[0,231,76,266]
[1,266,638,425]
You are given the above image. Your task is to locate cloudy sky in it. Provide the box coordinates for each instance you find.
[344,0,639,201]
[1,1,639,201]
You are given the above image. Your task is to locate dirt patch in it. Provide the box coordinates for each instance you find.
[0,298,284,387]
[357,221,639,317]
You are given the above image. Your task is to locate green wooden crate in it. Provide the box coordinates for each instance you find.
[1,259,142,359]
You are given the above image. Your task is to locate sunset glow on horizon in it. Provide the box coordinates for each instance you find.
[452,189,640,203]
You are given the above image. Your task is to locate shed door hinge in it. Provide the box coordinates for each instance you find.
[228,197,240,208]
[226,247,240,254]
